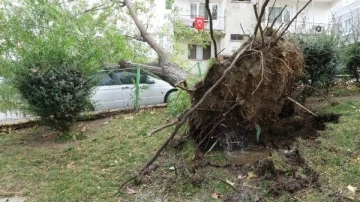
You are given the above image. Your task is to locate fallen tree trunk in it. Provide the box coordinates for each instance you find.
[106,61,186,87]
[123,0,187,86]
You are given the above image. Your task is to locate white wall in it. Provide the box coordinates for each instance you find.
[258,0,333,33]
[222,0,256,55]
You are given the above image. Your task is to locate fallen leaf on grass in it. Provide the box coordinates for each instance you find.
[124,115,134,120]
[247,172,259,179]
[226,179,235,186]
[125,187,137,195]
[80,126,86,133]
[210,192,223,199]
[66,162,76,169]
[237,174,246,180]
[347,185,357,193]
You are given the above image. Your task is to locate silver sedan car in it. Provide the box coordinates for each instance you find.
[91,70,177,111]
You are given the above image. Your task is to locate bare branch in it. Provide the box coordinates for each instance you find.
[205,0,218,59]
[287,97,317,117]
[253,4,265,46]
[124,35,146,42]
[304,85,333,105]
[148,121,177,136]
[274,0,312,44]
[253,0,270,37]
[252,50,265,95]
[264,0,277,31]
[269,6,287,31]
[240,23,250,37]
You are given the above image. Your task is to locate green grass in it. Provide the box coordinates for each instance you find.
[0,108,238,201]
[0,109,176,201]
[1,100,360,201]
[332,87,360,97]
[297,100,360,201]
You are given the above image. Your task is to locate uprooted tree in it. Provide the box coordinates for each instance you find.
[118,0,318,186]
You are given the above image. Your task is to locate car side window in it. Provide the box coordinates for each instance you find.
[114,71,154,84]
[97,72,122,86]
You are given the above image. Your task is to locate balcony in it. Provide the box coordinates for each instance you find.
[178,15,225,32]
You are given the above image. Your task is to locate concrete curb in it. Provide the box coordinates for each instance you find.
[0,104,167,131]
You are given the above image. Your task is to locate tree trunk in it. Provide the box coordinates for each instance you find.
[123,0,187,86]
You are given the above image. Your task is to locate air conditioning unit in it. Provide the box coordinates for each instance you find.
[314,25,324,33]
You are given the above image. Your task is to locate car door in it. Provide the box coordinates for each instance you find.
[116,71,161,107]
[91,72,125,110]
[115,71,136,108]
[138,75,161,105]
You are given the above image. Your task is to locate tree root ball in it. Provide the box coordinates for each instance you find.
[188,37,304,150]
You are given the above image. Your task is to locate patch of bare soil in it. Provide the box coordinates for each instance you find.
[16,117,112,147]
[221,149,319,201]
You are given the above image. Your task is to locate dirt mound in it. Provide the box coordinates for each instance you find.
[188,36,304,150]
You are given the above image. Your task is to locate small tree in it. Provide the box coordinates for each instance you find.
[296,34,340,96]
[17,64,95,133]
[343,42,360,82]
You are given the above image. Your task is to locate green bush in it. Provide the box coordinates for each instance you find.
[296,34,340,96]
[16,64,95,132]
[167,90,191,117]
[343,42,360,82]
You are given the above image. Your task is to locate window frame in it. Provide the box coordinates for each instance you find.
[230,34,244,41]
[343,17,353,35]
[190,2,219,21]
[266,6,291,24]
[188,44,212,60]
[231,0,251,2]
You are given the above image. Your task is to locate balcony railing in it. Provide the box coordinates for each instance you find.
[178,15,225,31]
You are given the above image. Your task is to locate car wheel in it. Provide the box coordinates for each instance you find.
[164,90,177,103]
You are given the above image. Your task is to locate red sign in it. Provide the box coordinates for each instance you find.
[194,17,205,30]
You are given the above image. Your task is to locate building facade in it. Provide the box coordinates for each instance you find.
[331,0,360,42]
[169,0,357,71]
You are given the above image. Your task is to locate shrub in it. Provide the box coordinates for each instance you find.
[16,64,95,133]
[343,42,360,82]
[167,90,191,117]
[296,34,340,96]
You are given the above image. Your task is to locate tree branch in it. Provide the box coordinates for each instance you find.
[123,0,170,66]
[205,0,218,59]
[274,0,312,44]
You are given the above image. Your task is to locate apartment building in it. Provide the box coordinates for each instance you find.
[171,0,345,69]
[331,0,360,42]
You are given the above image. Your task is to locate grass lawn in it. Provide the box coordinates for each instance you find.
[0,100,360,201]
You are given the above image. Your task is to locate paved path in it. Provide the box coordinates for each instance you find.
[0,111,32,125]
[0,197,27,202]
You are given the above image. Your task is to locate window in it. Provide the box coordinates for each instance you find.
[190,2,218,20]
[343,17,353,35]
[267,7,291,24]
[115,71,148,84]
[230,34,244,41]
[188,44,211,60]
[97,72,122,86]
